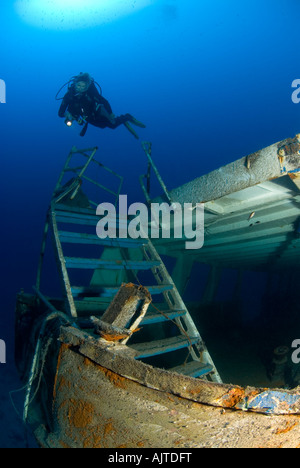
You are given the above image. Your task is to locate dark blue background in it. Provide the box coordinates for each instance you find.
[1,0,300,447]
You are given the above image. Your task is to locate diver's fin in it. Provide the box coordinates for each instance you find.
[124,122,139,139]
[129,115,146,128]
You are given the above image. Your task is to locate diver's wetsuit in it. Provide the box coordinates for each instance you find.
[58,81,133,130]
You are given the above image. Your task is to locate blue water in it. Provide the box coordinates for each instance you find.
[1,0,300,447]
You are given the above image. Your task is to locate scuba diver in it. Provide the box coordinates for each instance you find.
[57,72,146,139]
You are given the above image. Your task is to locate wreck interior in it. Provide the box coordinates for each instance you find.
[52,146,300,387]
[141,139,300,389]
[16,138,300,399]
[150,181,300,388]
[13,136,300,449]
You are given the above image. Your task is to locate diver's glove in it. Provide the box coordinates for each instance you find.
[64,112,74,127]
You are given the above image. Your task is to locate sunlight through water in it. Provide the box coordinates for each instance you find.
[14,0,156,30]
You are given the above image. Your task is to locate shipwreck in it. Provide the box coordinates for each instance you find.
[15,136,300,448]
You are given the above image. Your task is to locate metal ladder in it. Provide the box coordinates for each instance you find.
[36,146,222,383]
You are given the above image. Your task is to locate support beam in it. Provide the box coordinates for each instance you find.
[157,134,300,205]
[171,255,194,295]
